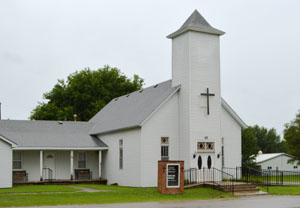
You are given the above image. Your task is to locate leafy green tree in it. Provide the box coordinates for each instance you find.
[30,66,144,121]
[242,127,260,167]
[284,110,300,164]
[250,125,286,153]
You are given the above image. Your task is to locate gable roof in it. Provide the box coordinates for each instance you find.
[221,98,248,129]
[0,133,17,147]
[90,79,246,135]
[0,120,107,149]
[255,153,295,164]
[167,10,225,39]
[89,80,180,135]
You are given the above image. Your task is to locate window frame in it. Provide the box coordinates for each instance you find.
[77,152,87,169]
[119,139,123,170]
[161,137,169,160]
[13,151,22,170]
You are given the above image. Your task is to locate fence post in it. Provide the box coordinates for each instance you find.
[281,171,283,185]
[203,167,205,185]
[213,168,215,183]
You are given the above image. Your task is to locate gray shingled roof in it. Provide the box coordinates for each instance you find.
[89,80,180,135]
[167,10,225,38]
[0,120,107,148]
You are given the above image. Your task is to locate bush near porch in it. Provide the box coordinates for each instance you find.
[0,184,233,207]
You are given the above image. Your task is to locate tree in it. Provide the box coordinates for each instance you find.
[30,66,144,121]
[284,110,300,164]
[242,127,260,167]
[250,125,286,153]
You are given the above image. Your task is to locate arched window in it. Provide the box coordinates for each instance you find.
[207,155,212,169]
[197,156,202,169]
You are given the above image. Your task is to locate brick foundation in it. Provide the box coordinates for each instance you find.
[157,160,184,194]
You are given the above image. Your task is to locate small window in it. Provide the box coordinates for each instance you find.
[119,140,123,169]
[78,152,87,168]
[294,166,298,169]
[267,166,272,170]
[197,142,205,150]
[13,152,22,169]
[198,156,202,169]
[161,137,169,160]
[221,146,224,167]
[207,155,212,169]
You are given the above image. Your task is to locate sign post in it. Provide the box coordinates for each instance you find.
[158,160,184,194]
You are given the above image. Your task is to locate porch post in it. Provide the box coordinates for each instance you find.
[98,150,102,179]
[70,150,74,180]
[40,150,43,181]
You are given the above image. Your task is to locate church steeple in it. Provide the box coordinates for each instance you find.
[169,10,223,169]
[167,10,224,39]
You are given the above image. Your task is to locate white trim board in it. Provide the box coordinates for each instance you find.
[13,147,108,150]
[0,134,17,147]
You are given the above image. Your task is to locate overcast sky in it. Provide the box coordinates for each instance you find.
[0,0,299,136]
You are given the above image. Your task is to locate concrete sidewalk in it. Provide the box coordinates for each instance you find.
[13,195,300,208]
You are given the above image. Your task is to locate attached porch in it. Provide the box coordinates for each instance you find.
[12,148,107,184]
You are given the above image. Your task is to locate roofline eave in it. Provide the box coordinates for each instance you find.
[0,134,17,147]
[13,147,108,150]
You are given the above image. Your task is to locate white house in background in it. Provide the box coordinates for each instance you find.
[0,10,247,188]
[255,151,299,171]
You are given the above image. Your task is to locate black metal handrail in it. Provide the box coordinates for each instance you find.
[184,167,234,194]
[222,167,269,191]
[43,168,53,181]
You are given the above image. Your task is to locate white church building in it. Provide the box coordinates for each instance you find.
[0,10,247,188]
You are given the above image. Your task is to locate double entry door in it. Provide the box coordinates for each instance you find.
[195,153,215,182]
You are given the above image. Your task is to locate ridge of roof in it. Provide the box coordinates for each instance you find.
[89,80,180,135]
[167,10,225,39]
[255,153,293,163]
[0,120,106,148]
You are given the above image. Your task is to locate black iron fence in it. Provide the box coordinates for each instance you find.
[184,167,234,194]
[261,169,300,185]
[222,167,269,191]
[223,167,300,188]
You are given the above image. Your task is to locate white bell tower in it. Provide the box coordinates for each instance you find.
[168,10,225,169]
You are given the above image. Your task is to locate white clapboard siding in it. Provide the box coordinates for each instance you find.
[0,139,12,188]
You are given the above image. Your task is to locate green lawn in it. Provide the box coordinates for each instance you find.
[260,186,300,195]
[0,184,233,207]
[0,185,80,194]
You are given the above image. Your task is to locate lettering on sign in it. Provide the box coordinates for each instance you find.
[167,164,179,187]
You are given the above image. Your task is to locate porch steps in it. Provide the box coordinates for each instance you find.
[221,183,260,193]
[184,182,261,195]
[14,179,107,186]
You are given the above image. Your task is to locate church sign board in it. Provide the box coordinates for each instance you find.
[167,164,179,187]
[158,161,184,194]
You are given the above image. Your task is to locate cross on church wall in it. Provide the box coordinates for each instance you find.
[201,88,215,115]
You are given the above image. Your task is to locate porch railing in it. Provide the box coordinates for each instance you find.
[43,168,53,181]
[184,167,234,194]
[222,167,269,191]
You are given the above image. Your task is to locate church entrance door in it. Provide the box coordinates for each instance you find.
[195,153,215,182]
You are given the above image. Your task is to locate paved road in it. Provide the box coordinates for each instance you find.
[14,195,300,208]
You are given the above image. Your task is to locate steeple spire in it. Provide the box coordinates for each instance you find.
[167,10,225,39]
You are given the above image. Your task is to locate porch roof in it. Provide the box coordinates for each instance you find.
[0,120,107,149]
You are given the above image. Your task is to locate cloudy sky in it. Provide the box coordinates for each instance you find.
[0,0,299,136]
